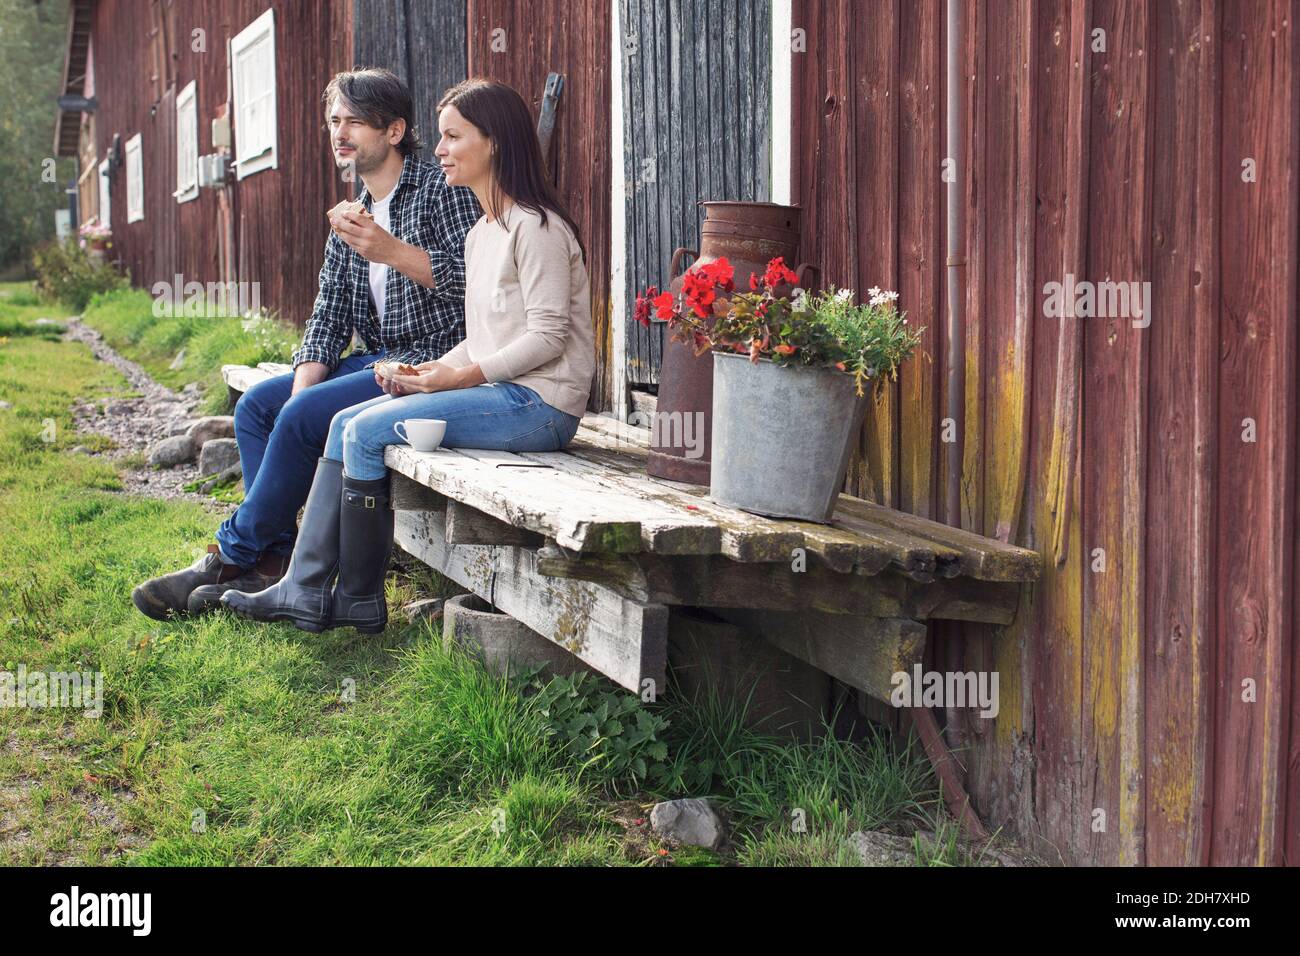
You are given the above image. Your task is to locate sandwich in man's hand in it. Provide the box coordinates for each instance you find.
[327,198,373,232]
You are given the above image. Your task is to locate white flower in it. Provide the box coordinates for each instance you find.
[834,288,854,303]
[867,286,882,300]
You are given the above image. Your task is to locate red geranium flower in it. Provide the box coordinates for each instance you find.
[633,285,658,327]
[762,256,799,290]
[653,291,677,321]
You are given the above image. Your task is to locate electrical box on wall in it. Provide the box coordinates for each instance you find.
[211,114,231,149]
[198,153,231,189]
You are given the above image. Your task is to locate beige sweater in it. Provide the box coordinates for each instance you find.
[438,203,594,418]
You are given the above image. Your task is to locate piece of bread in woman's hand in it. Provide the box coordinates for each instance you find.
[374,361,420,380]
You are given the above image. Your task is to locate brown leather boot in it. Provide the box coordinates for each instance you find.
[132,544,250,621]
[186,552,292,615]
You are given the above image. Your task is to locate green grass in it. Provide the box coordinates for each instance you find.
[78,288,300,416]
[0,281,978,866]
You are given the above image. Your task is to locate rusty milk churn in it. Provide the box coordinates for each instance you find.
[646,201,809,484]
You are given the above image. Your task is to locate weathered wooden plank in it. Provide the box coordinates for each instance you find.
[852,0,900,508]
[577,413,651,448]
[523,447,804,563]
[386,445,722,556]
[837,494,1041,581]
[385,445,644,553]
[445,500,545,547]
[536,543,1021,626]
[833,507,952,579]
[1213,0,1294,867]
[551,442,898,573]
[222,363,276,396]
[390,472,447,513]
[395,509,668,694]
[960,0,1039,840]
[714,608,926,705]
[1020,0,1087,869]
[1080,0,1150,868]
[896,0,943,521]
[1144,0,1218,868]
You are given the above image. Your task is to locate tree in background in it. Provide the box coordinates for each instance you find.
[0,0,74,274]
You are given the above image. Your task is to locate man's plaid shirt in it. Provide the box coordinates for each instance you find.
[291,154,483,371]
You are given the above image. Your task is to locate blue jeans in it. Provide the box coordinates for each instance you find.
[324,381,582,480]
[215,352,384,567]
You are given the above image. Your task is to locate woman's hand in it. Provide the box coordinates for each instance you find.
[390,361,461,394]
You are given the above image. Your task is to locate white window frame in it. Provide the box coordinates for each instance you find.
[97,156,111,228]
[231,9,278,180]
[125,133,144,223]
[175,80,200,203]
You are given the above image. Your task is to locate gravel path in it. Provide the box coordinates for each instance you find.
[62,318,236,514]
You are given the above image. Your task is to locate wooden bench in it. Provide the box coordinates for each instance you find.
[221,362,1040,699]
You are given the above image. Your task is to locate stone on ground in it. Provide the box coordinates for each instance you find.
[185,416,235,447]
[198,437,240,477]
[649,798,723,849]
[146,434,195,468]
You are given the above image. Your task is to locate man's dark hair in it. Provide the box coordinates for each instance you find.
[323,68,423,156]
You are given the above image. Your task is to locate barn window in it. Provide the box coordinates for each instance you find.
[231,9,278,180]
[98,156,111,229]
[175,80,199,203]
[126,133,144,223]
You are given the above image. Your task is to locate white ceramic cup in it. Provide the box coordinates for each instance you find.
[393,419,447,452]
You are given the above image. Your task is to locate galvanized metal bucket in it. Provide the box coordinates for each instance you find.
[709,351,871,523]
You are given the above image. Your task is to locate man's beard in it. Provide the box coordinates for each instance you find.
[338,143,387,177]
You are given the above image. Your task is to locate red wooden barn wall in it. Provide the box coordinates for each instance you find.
[792,0,1298,866]
[465,0,613,412]
[90,0,352,325]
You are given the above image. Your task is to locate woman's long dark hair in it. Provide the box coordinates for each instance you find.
[437,78,586,263]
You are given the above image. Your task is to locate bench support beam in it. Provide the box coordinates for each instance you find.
[395,510,667,695]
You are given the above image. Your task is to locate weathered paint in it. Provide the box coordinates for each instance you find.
[792,0,1299,866]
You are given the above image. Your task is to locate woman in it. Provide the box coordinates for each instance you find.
[223,78,594,634]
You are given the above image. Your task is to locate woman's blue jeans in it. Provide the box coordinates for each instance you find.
[325,381,582,480]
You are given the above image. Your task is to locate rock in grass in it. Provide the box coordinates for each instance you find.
[70,446,93,455]
[199,462,243,495]
[168,418,196,436]
[650,798,723,849]
[402,597,445,624]
[846,830,918,867]
[147,434,195,468]
[169,348,186,370]
[185,415,235,447]
[198,438,239,477]
[0,400,11,410]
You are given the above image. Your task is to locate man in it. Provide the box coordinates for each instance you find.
[133,68,482,621]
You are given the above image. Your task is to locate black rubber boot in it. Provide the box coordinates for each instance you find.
[221,458,342,633]
[330,473,394,634]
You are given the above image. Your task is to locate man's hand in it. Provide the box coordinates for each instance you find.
[331,210,436,290]
[331,211,402,265]
[292,361,330,396]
